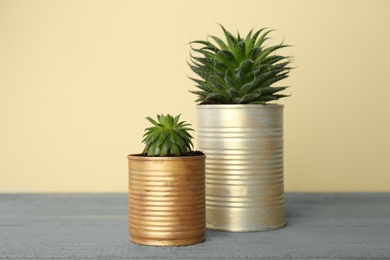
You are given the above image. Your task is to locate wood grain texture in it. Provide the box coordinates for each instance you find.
[0,193,389,259]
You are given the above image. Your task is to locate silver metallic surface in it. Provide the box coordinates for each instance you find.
[197,104,285,232]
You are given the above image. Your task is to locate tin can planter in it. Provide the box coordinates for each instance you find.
[128,154,206,246]
[197,104,285,232]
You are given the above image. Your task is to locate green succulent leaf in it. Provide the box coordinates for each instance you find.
[190,46,215,59]
[173,114,181,125]
[145,116,158,126]
[190,80,212,93]
[227,88,239,98]
[237,59,254,75]
[238,93,262,104]
[262,55,288,66]
[156,134,166,146]
[216,50,238,67]
[219,24,238,51]
[142,114,195,156]
[260,86,289,95]
[256,45,290,63]
[188,25,292,104]
[148,142,158,156]
[263,72,289,86]
[224,73,236,88]
[206,93,229,103]
[190,90,207,98]
[247,28,266,50]
[190,40,218,52]
[254,29,275,48]
[170,143,181,156]
[209,35,228,50]
[209,77,226,90]
[235,41,246,62]
[189,64,212,81]
[247,47,261,61]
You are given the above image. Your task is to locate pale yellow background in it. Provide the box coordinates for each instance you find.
[1,0,389,192]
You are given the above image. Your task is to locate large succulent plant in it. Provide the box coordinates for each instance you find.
[188,25,292,104]
[142,114,194,156]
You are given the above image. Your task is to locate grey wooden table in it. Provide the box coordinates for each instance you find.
[0,193,389,260]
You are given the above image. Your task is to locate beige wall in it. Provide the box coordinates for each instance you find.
[1,0,389,192]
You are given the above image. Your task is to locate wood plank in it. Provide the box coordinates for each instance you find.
[0,193,389,259]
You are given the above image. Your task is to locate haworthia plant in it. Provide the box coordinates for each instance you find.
[142,114,194,156]
[188,25,292,104]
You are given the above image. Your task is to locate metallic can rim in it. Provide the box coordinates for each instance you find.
[128,154,206,161]
[196,104,284,109]
[207,222,286,232]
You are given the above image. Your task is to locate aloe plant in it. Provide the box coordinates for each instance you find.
[188,25,292,104]
[142,114,194,156]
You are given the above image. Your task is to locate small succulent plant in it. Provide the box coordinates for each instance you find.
[142,114,194,156]
[188,25,292,104]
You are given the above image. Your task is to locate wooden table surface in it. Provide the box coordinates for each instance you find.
[1,193,389,259]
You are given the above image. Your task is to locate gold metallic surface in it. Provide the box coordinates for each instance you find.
[128,155,206,246]
[197,104,285,232]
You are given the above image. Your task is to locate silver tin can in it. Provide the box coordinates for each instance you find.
[197,104,285,232]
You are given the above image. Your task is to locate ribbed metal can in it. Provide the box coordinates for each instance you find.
[197,104,285,232]
[128,155,206,246]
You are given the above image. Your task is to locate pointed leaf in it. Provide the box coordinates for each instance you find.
[235,59,254,78]
[190,40,218,52]
[147,142,157,156]
[263,72,289,86]
[239,93,261,104]
[216,50,238,67]
[235,66,245,81]
[262,55,287,66]
[219,24,238,52]
[254,29,275,48]
[185,138,194,151]
[189,64,212,81]
[247,28,267,52]
[206,93,228,103]
[156,134,166,146]
[254,94,288,103]
[260,86,289,95]
[248,47,261,60]
[209,77,226,90]
[244,28,254,47]
[145,116,158,126]
[256,45,290,63]
[209,35,228,50]
[172,133,185,147]
[176,129,191,141]
[224,72,236,88]
[173,114,181,125]
[190,90,208,97]
[235,41,246,62]
[227,88,239,98]
[160,139,171,156]
[170,143,181,156]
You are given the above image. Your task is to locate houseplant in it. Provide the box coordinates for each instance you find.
[127,114,206,246]
[188,25,292,231]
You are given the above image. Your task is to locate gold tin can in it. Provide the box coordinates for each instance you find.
[128,155,206,246]
[197,104,285,232]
